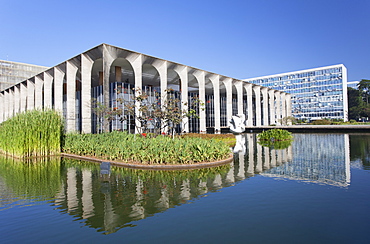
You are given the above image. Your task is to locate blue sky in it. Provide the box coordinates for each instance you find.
[1,0,369,81]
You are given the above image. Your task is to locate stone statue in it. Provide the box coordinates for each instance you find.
[229,114,246,134]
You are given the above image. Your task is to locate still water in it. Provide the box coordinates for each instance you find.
[1,133,370,244]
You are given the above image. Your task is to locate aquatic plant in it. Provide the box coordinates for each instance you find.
[257,129,293,149]
[63,131,231,164]
[181,133,236,147]
[0,109,64,158]
[257,129,293,141]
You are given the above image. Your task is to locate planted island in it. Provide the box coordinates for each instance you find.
[0,110,232,166]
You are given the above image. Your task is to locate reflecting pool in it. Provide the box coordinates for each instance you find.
[1,133,370,244]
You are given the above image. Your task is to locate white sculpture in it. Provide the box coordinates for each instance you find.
[233,134,246,153]
[229,114,246,134]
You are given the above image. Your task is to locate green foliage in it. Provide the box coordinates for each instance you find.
[93,87,204,136]
[91,99,122,133]
[311,119,332,125]
[181,133,236,147]
[63,131,231,164]
[0,156,63,200]
[257,129,293,149]
[258,139,293,149]
[358,79,370,105]
[0,109,64,158]
[111,164,231,184]
[348,87,365,120]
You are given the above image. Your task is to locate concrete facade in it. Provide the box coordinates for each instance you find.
[0,44,291,133]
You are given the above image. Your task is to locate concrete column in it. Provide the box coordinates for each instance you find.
[103,47,115,132]
[235,81,243,115]
[67,168,78,212]
[256,143,263,173]
[54,67,64,112]
[246,134,255,176]
[175,65,189,133]
[223,78,233,122]
[8,88,15,118]
[281,92,286,121]
[153,60,168,133]
[286,93,292,118]
[268,90,276,125]
[194,71,206,133]
[245,83,253,126]
[211,75,221,133]
[0,93,3,122]
[44,72,53,109]
[127,53,143,134]
[13,85,20,115]
[275,91,281,125]
[3,90,9,120]
[82,169,94,219]
[270,149,277,168]
[66,61,78,133]
[20,82,27,113]
[81,54,93,134]
[263,147,270,170]
[261,87,268,125]
[34,76,43,110]
[253,85,261,126]
[27,80,35,111]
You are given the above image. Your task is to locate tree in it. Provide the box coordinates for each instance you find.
[347,87,365,120]
[91,99,122,133]
[115,87,204,137]
[358,79,370,105]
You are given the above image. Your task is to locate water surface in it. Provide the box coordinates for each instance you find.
[1,133,370,243]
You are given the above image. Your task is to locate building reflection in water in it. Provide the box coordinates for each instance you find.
[260,133,350,187]
[0,133,352,234]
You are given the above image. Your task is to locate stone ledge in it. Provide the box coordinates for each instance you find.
[61,153,234,170]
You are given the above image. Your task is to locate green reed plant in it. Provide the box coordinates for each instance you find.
[63,131,231,164]
[0,109,64,158]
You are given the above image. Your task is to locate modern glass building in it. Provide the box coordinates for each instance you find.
[0,60,48,91]
[347,80,359,89]
[244,64,348,122]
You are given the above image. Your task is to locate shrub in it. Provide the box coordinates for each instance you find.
[311,119,332,125]
[257,129,293,149]
[257,129,293,141]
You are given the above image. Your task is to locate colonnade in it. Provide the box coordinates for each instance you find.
[0,44,292,133]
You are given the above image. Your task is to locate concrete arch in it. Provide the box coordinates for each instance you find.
[253,85,261,126]
[220,77,232,127]
[207,74,220,132]
[187,71,201,133]
[173,65,189,133]
[205,75,215,130]
[243,83,253,126]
